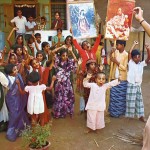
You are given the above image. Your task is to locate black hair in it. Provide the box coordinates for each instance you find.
[36,51,47,61]
[15,34,24,46]
[96,72,106,78]
[131,49,141,58]
[65,35,73,45]
[41,42,49,50]
[4,64,16,75]
[55,11,61,17]
[116,40,126,47]
[28,15,33,18]
[41,16,46,21]
[81,40,89,49]
[34,33,41,37]
[57,28,62,32]
[59,48,68,56]
[14,44,23,54]
[17,9,22,13]
[27,71,41,83]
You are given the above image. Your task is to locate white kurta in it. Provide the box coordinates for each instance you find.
[83,78,120,111]
[25,84,46,115]
[83,78,119,130]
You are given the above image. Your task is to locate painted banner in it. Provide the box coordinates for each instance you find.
[105,0,135,40]
[68,1,98,39]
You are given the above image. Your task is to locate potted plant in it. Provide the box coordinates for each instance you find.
[21,123,51,150]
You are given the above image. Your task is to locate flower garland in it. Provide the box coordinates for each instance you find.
[15,4,35,8]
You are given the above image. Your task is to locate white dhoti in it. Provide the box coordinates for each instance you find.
[87,110,105,130]
[142,116,150,150]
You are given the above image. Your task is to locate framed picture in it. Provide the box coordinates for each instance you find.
[68,2,98,39]
[105,0,135,40]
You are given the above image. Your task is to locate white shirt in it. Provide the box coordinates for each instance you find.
[83,78,119,111]
[25,21,36,34]
[127,60,147,85]
[11,16,27,34]
[25,84,46,115]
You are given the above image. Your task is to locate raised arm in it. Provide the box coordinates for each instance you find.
[91,34,101,53]
[68,46,77,62]
[145,44,150,64]
[133,7,150,37]
[7,27,18,47]
[72,39,84,56]
[128,41,138,61]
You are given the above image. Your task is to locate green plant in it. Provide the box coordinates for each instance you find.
[21,123,51,149]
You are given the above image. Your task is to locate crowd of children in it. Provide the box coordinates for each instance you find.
[0,7,150,150]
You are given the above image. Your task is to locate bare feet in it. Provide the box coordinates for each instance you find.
[84,128,93,134]
[139,116,146,123]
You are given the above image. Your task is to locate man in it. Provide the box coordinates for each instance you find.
[10,9,27,36]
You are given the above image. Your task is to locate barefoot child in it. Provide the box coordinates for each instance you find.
[83,72,120,133]
[125,44,150,122]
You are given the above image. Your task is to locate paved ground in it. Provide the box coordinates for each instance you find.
[0,66,150,150]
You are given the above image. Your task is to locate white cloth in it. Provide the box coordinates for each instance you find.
[25,21,36,34]
[87,110,105,130]
[127,60,147,85]
[83,78,119,111]
[11,16,27,34]
[25,84,46,115]
[0,72,9,122]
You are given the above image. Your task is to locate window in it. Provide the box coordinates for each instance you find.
[50,0,66,29]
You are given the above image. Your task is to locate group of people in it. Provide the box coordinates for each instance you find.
[0,6,150,150]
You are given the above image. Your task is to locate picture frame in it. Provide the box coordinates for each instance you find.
[68,2,98,39]
[105,0,135,41]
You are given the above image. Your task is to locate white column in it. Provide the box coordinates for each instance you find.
[66,0,71,30]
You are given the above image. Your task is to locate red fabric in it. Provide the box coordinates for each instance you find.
[73,34,101,71]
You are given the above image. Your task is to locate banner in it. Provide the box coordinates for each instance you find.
[105,0,135,40]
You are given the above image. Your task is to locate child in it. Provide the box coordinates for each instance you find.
[52,48,77,118]
[4,64,29,141]
[125,44,150,122]
[83,72,120,133]
[16,71,55,126]
[36,51,47,66]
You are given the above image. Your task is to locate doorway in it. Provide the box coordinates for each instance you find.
[14,4,36,19]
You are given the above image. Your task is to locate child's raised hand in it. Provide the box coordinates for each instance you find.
[52,75,57,81]
[16,79,20,85]
[99,64,104,72]
[134,40,139,45]
[86,73,92,79]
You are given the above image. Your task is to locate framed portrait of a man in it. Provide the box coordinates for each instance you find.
[105,0,135,40]
[68,2,98,39]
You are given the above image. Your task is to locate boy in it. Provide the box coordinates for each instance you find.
[125,44,150,122]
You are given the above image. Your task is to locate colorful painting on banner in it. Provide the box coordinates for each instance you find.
[68,2,98,39]
[105,0,135,40]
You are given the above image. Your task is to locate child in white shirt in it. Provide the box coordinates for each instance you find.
[125,45,150,122]
[16,71,55,125]
[83,72,120,133]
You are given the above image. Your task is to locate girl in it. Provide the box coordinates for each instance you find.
[51,11,63,30]
[83,72,120,133]
[41,42,51,60]
[52,28,65,47]
[7,27,24,49]
[16,71,55,126]
[29,58,52,125]
[52,48,77,118]
[4,64,29,141]
[36,51,47,66]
